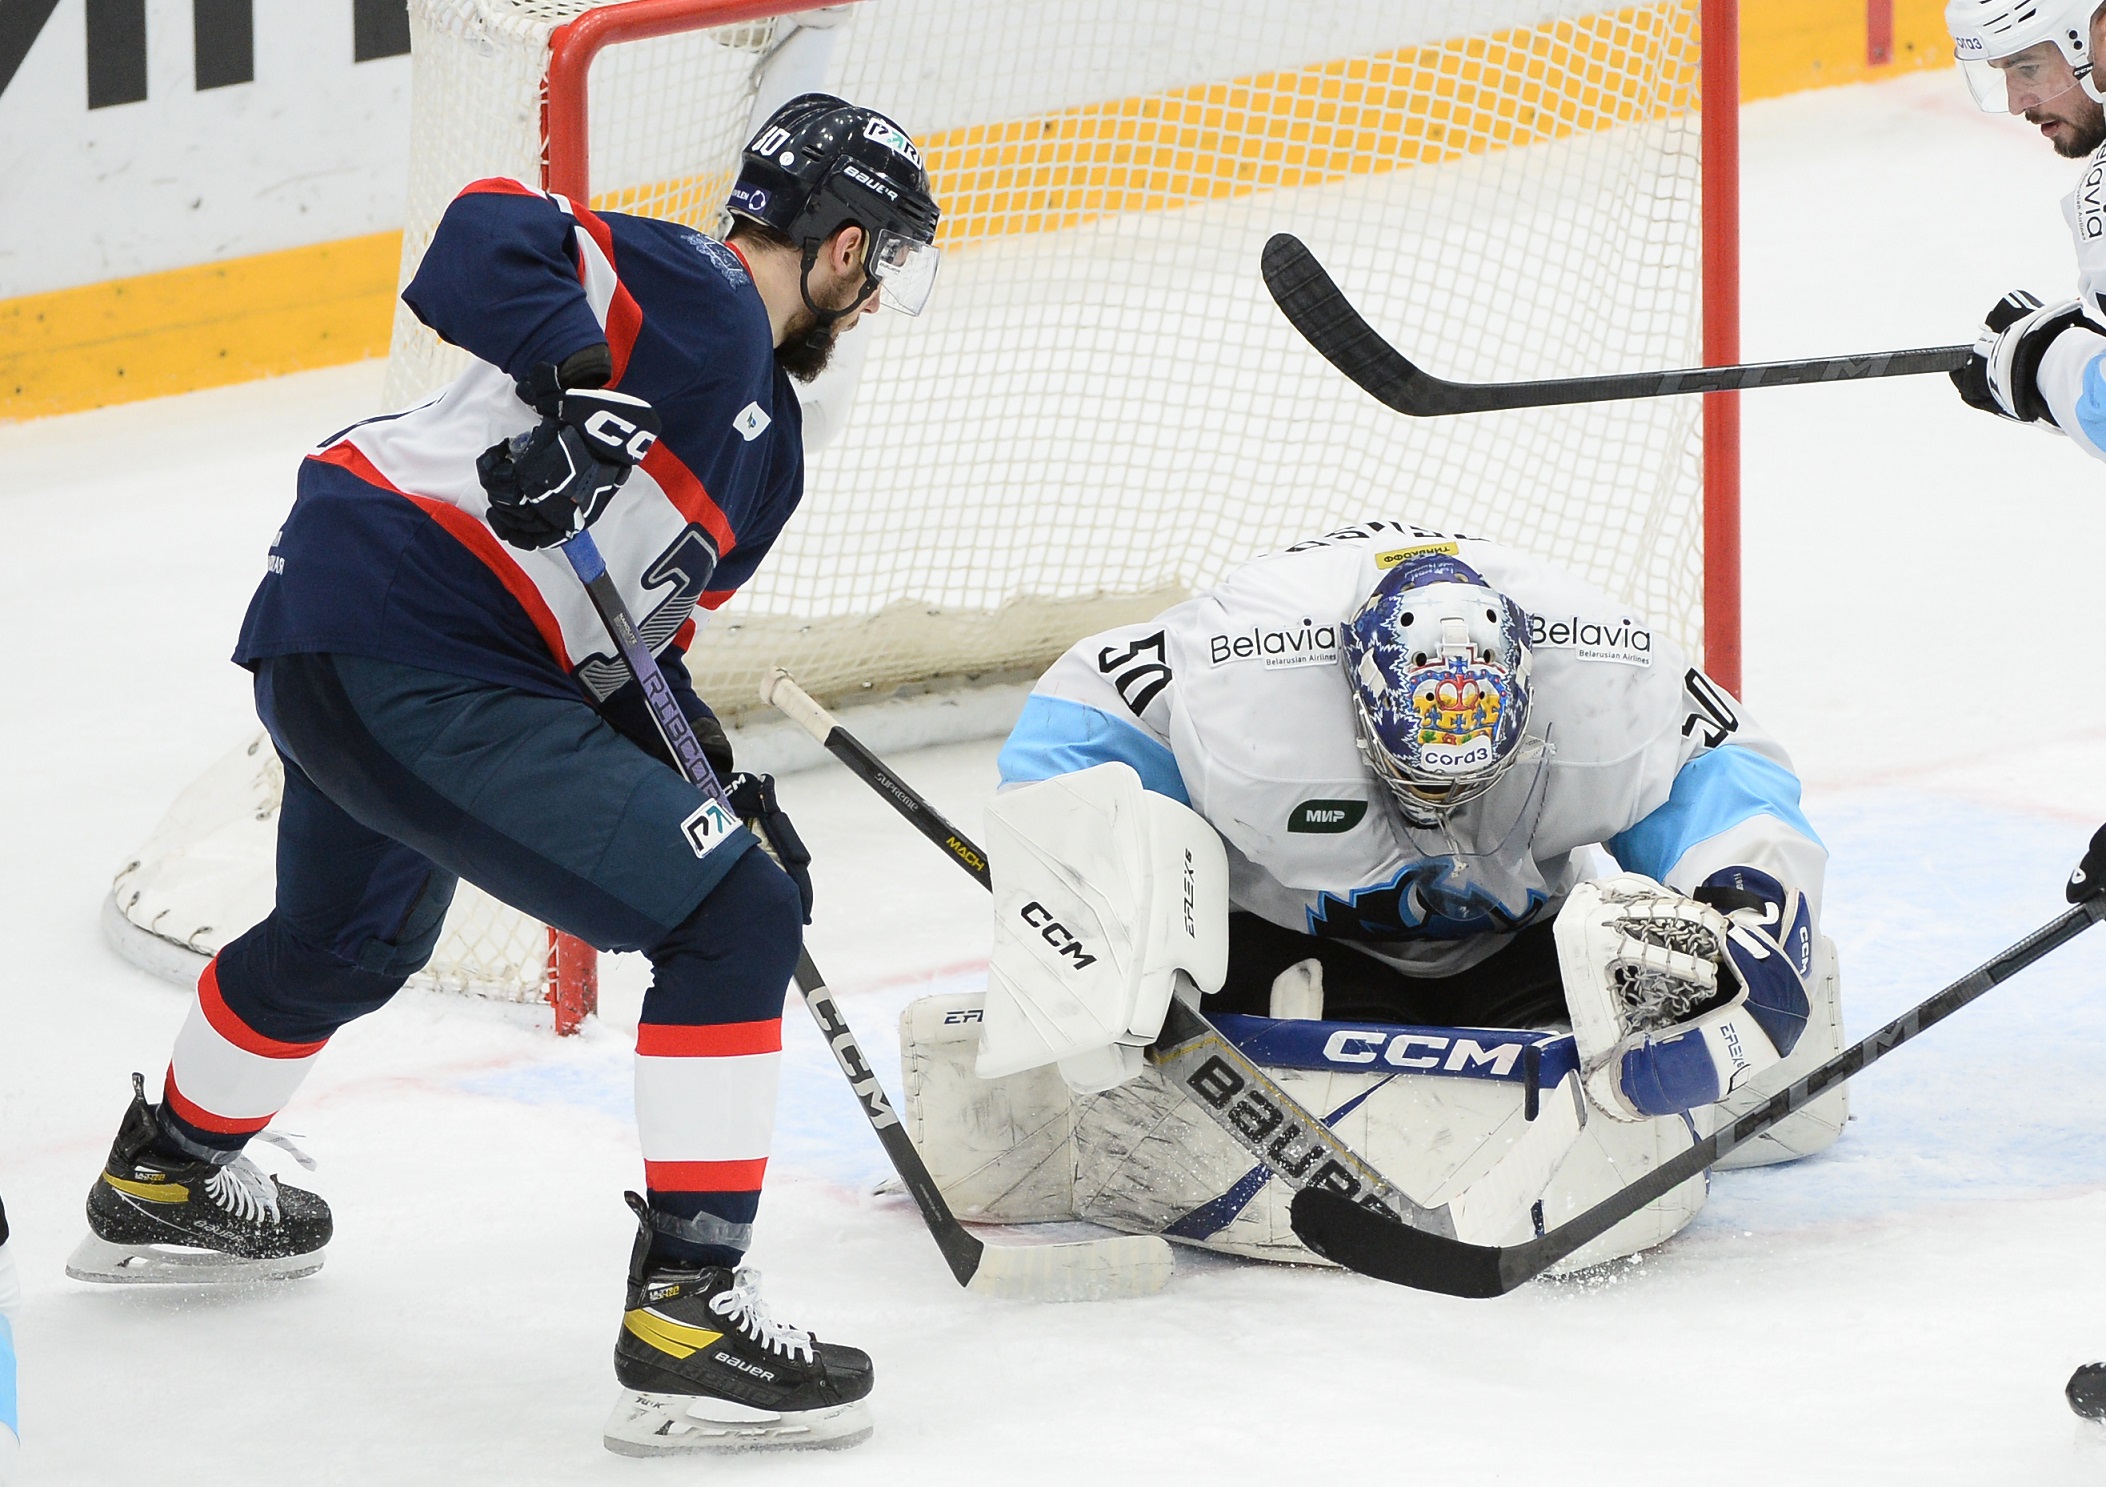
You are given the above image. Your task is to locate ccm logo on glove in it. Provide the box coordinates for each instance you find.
[1019,902,1098,969]
[582,407,658,461]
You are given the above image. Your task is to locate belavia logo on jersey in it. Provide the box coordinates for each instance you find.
[2078,158,2106,241]
[1527,614,1652,668]
[1207,619,1340,669]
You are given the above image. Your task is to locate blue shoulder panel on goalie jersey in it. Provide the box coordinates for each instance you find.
[1607,743,1820,884]
[996,694,1190,803]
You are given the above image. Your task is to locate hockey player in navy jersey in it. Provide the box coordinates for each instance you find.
[68,95,939,1453]
[978,522,1846,1172]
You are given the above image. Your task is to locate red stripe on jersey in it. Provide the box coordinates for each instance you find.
[162,1070,276,1136]
[197,959,328,1059]
[311,441,404,495]
[642,444,736,557]
[670,616,698,652]
[458,176,542,200]
[568,200,643,384]
[644,1158,769,1192]
[698,590,735,612]
[636,1019,783,1058]
[308,446,577,673]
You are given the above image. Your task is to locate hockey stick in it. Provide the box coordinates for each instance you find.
[1260,233,1970,416]
[560,533,1169,1301]
[759,670,1584,1246]
[1288,892,2106,1297]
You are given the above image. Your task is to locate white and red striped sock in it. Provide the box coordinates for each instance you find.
[161,958,327,1153]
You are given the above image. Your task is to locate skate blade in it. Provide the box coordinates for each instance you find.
[602,1390,872,1455]
[65,1233,325,1286]
[965,1233,1174,1302]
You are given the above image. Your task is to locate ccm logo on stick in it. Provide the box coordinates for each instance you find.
[1019,902,1098,969]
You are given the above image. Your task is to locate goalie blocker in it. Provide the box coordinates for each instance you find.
[924,766,1847,1272]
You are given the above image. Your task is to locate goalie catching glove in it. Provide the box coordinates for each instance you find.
[1559,869,1813,1122]
[477,354,662,550]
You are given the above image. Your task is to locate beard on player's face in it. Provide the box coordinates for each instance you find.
[2028,98,2106,158]
[777,310,843,382]
[777,267,873,382]
[2062,114,2106,157]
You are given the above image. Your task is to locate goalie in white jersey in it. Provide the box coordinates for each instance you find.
[978,521,1840,1166]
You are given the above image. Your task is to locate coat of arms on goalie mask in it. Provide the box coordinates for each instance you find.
[1342,554,1533,819]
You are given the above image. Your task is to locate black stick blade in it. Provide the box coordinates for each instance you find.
[1261,234,1453,416]
[1290,1189,1520,1298]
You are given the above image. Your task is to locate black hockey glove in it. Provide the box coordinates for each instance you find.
[477,363,662,551]
[2068,824,2106,903]
[1951,291,2091,426]
[725,772,813,922]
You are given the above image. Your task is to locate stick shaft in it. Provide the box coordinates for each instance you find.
[1261,232,1967,415]
[560,535,985,1284]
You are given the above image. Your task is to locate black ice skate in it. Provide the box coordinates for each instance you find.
[66,1073,331,1285]
[604,1193,873,1454]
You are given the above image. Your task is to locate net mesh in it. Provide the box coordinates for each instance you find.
[389,0,1709,710]
[362,0,1710,1002]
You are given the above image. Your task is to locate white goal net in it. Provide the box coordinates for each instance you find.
[110,0,1716,1017]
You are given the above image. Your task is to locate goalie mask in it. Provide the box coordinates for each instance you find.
[1341,554,1532,824]
[1946,0,2106,110]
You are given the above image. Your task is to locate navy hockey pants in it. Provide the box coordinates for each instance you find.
[158,652,803,1262]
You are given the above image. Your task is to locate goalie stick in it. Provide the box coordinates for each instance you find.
[1260,233,1970,416]
[759,669,1588,1249]
[561,533,1170,1302]
[1288,891,2106,1297]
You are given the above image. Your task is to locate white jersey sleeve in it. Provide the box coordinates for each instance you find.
[2041,150,2106,461]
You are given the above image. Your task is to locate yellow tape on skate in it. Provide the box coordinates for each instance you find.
[622,1309,723,1360]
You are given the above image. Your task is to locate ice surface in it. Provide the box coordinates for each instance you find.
[7,68,2106,1483]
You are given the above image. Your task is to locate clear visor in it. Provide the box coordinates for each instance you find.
[1958,42,2092,113]
[868,229,941,315]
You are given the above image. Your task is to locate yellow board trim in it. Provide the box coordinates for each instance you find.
[0,232,400,422]
[102,1174,190,1204]
[622,1308,724,1360]
[0,2,1956,422]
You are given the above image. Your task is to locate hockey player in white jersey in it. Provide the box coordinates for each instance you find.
[1943,0,2106,450]
[935,522,1843,1260]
